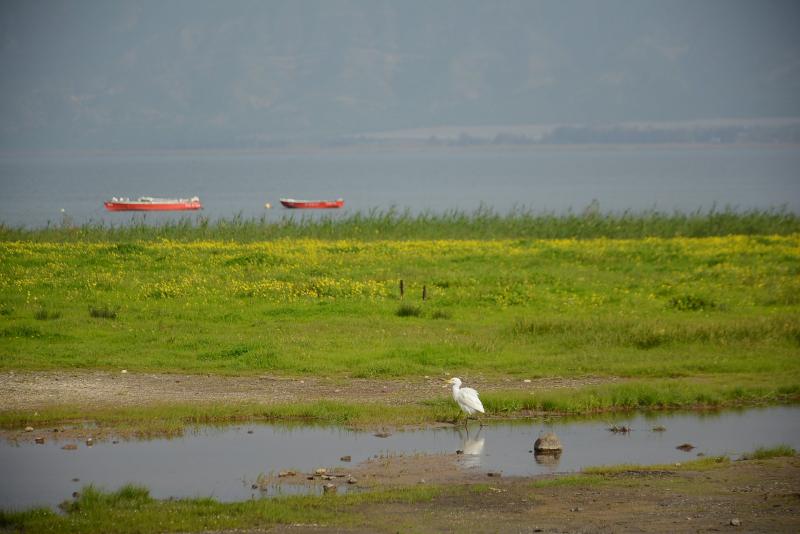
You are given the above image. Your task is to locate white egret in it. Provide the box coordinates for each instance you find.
[445,377,485,426]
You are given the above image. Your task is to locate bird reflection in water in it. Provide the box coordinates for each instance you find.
[457,426,485,469]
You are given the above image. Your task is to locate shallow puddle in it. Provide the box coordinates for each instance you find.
[1,405,798,510]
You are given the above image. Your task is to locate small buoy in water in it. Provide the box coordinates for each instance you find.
[264,202,272,209]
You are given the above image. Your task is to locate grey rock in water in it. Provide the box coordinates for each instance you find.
[534,432,563,452]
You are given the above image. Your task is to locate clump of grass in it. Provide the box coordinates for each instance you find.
[668,294,716,311]
[33,308,61,320]
[1,482,443,533]
[60,484,152,514]
[396,304,422,317]
[89,305,118,319]
[0,325,42,338]
[740,445,796,460]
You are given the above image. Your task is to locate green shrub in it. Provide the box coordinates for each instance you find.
[396,304,422,317]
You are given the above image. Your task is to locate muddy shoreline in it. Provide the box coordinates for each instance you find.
[0,370,616,411]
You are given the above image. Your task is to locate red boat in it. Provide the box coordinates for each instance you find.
[279,198,344,209]
[104,196,203,211]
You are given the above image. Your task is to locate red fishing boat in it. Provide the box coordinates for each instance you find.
[279,198,344,209]
[104,196,203,211]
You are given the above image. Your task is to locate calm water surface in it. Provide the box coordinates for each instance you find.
[1,406,798,510]
[0,146,798,227]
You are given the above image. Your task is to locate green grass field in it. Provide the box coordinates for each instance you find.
[1,212,799,421]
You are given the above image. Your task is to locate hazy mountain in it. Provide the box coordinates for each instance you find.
[1,0,798,149]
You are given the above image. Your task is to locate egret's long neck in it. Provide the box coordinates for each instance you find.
[451,383,460,399]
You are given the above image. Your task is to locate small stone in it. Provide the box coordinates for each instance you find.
[34,436,45,444]
[676,443,695,451]
[534,432,563,452]
[61,444,77,450]
[730,518,741,526]
[24,426,34,432]
[322,483,336,494]
[340,455,351,462]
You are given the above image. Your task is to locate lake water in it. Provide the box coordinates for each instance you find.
[1,405,798,511]
[0,146,798,228]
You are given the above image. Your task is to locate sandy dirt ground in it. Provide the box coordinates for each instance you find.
[270,456,800,533]
[0,370,616,411]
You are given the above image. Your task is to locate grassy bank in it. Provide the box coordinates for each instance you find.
[2,379,798,434]
[1,234,797,378]
[2,450,795,532]
[0,483,444,533]
[1,213,799,427]
[2,207,799,242]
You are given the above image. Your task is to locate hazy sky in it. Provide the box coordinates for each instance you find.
[1,0,798,149]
